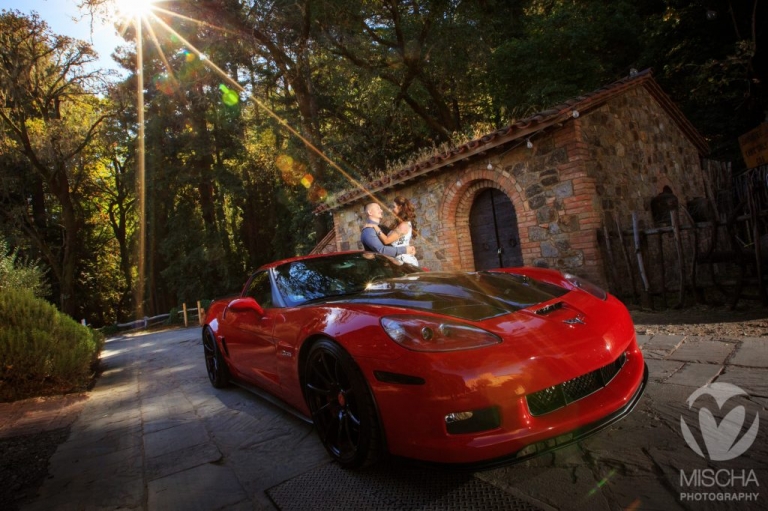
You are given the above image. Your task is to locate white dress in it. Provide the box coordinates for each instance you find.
[391,222,419,266]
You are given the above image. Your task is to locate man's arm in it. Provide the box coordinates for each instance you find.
[361,227,404,256]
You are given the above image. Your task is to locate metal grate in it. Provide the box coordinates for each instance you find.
[266,461,544,511]
[526,352,627,416]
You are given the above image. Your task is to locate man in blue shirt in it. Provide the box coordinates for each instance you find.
[360,202,416,258]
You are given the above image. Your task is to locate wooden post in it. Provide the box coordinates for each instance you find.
[612,212,639,304]
[682,209,701,304]
[602,221,619,290]
[632,211,651,308]
[182,302,188,327]
[670,210,686,308]
[747,183,767,304]
[197,300,204,326]
[655,232,668,309]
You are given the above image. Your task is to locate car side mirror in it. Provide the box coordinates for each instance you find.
[227,297,264,316]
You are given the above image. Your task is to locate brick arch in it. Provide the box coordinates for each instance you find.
[438,170,529,271]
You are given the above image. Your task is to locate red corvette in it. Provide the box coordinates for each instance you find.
[202,251,647,469]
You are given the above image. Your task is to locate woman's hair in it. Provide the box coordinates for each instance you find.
[390,196,418,239]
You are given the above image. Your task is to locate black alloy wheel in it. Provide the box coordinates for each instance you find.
[304,339,382,468]
[203,327,229,388]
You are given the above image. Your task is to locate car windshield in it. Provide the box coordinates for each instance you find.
[273,252,421,307]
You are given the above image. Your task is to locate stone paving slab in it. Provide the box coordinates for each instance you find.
[716,366,768,397]
[664,363,723,387]
[729,338,768,367]
[667,338,737,364]
[643,334,686,351]
[147,463,249,510]
[645,359,685,382]
[144,421,211,458]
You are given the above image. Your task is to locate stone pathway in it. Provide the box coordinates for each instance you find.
[2,328,766,510]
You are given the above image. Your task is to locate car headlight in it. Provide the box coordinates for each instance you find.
[563,273,607,300]
[381,315,502,352]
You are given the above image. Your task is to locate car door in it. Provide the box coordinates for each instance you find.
[222,271,281,392]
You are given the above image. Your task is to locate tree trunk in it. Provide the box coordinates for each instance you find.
[49,166,81,316]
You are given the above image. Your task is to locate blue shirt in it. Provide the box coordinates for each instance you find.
[361,225,406,257]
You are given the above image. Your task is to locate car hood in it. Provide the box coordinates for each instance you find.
[330,271,570,321]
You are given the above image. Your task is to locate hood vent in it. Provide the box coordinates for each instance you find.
[535,301,564,315]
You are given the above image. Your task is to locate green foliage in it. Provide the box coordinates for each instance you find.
[0,287,104,402]
[490,0,644,117]
[0,239,50,299]
[639,0,766,160]
[166,306,182,325]
[0,10,112,318]
[4,0,765,330]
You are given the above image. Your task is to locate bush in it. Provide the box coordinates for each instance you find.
[0,239,50,298]
[0,287,104,402]
[166,306,182,325]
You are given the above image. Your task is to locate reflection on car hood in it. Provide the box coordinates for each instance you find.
[333,271,569,321]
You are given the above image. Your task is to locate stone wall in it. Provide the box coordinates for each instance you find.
[581,87,706,230]
[332,118,604,282]
[330,85,705,288]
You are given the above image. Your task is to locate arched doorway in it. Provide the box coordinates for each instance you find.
[469,188,523,270]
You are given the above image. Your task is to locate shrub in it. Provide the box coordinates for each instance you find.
[0,287,104,402]
[166,306,181,325]
[0,239,50,298]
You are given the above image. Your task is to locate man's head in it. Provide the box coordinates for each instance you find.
[365,202,383,222]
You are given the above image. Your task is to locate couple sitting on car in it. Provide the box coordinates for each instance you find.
[361,197,419,267]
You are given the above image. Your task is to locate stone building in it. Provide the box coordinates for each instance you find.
[313,69,709,287]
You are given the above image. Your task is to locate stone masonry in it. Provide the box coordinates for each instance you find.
[321,71,708,287]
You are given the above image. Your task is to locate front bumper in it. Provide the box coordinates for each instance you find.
[458,361,649,470]
[368,345,648,465]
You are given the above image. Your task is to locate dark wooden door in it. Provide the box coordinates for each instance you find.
[469,188,523,270]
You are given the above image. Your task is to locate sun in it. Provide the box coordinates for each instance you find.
[114,0,157,19]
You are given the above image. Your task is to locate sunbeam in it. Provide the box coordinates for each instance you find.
[123,3,441,315]
[144,6,426,225]
[144,10,378,207]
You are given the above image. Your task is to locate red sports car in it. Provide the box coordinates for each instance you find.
[202,251,647,469]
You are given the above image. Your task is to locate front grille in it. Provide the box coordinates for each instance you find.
[526,352,627,416]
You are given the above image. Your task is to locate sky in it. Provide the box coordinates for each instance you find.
[1,0,128,74]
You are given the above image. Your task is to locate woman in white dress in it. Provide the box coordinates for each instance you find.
[376,196,419,266]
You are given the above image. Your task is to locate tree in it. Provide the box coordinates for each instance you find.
[0,10,110,316]
[640,0,767,161]
[488,0,644,117]
[317,0,500,142]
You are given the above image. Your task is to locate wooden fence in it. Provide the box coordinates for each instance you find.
[601,161,768,309]
[115,300,207,331]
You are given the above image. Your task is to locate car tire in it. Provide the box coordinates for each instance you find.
[304,339,382,469]
[203,327,230,388]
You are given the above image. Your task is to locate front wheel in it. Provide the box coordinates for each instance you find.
[303,339,382,468]
[203,327,230,388]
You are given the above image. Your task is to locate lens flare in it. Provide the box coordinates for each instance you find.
[276,154,293,171]
[300,174,314,188]
[219,84,239,106]
[587,468,617,497]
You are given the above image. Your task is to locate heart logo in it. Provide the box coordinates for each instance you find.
[680,383,760,461]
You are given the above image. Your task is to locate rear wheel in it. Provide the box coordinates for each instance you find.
[203,327,229,388]
[303,339,382,468]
